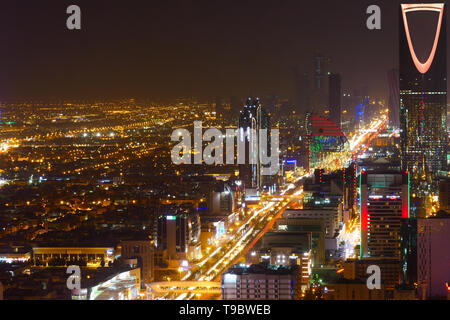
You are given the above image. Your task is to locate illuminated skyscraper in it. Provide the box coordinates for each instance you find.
[387,69,400,128]
[311,53,330,114]
[238,97,271,190]
[360,170,409,259]
[314,54,327,92]
[399,3,447,217]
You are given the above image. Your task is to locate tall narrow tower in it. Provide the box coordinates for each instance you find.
[399,3,447,217]
[238,97,270,190]
[311,53,330,114]
[387,68,400,128]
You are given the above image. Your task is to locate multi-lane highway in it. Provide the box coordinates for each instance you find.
[151,115,387,300]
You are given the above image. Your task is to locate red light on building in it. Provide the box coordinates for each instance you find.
[361,204,368,232]
[401,3,445,74]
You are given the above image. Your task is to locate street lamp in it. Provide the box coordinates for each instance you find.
[178,267,184,279]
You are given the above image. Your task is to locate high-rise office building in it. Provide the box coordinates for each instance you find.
[417,213,450,299]
[262,95,278,116]
[120,240,155,284]
[238,97,271,191]
[215,96,225,118]
[328,73,342,128]
[438,178,450,211]
[155,204,201,263]
[400,218,417,285]
[311,53,330,114]
[343,161,358,214]
[314,54,327,92]
[399,3,448,217]
[293,68,310,115]
[360,170,409,259]
[342,87,370,132]
[387,69,400,128]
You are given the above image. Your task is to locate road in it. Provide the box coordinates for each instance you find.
[152,115,387,300]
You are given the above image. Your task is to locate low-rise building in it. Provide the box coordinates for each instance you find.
[274,217,326,266]
[221,263,301,300]
[324,278,386,300]
[71,267,141,300]
[343,258,401,295]
[120,240,154,285]
[248,232,312,290]
[0,246,31,263]
[32,245,115,267]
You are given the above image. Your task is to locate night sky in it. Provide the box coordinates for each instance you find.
[0,0,446,101]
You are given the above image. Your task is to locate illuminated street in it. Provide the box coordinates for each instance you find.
[1,1,449,307]
[150,115,388,300]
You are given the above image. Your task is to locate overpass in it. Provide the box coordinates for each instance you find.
[147,281,221,296]
[261,194,302,202]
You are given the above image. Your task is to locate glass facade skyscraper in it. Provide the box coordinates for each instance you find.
[399,3,448,217]
[238,97,271,190]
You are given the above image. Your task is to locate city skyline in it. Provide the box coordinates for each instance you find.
[0,0,442,102]
[0,1,449,303]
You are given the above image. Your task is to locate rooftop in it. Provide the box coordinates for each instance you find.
[225,263,298,275]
